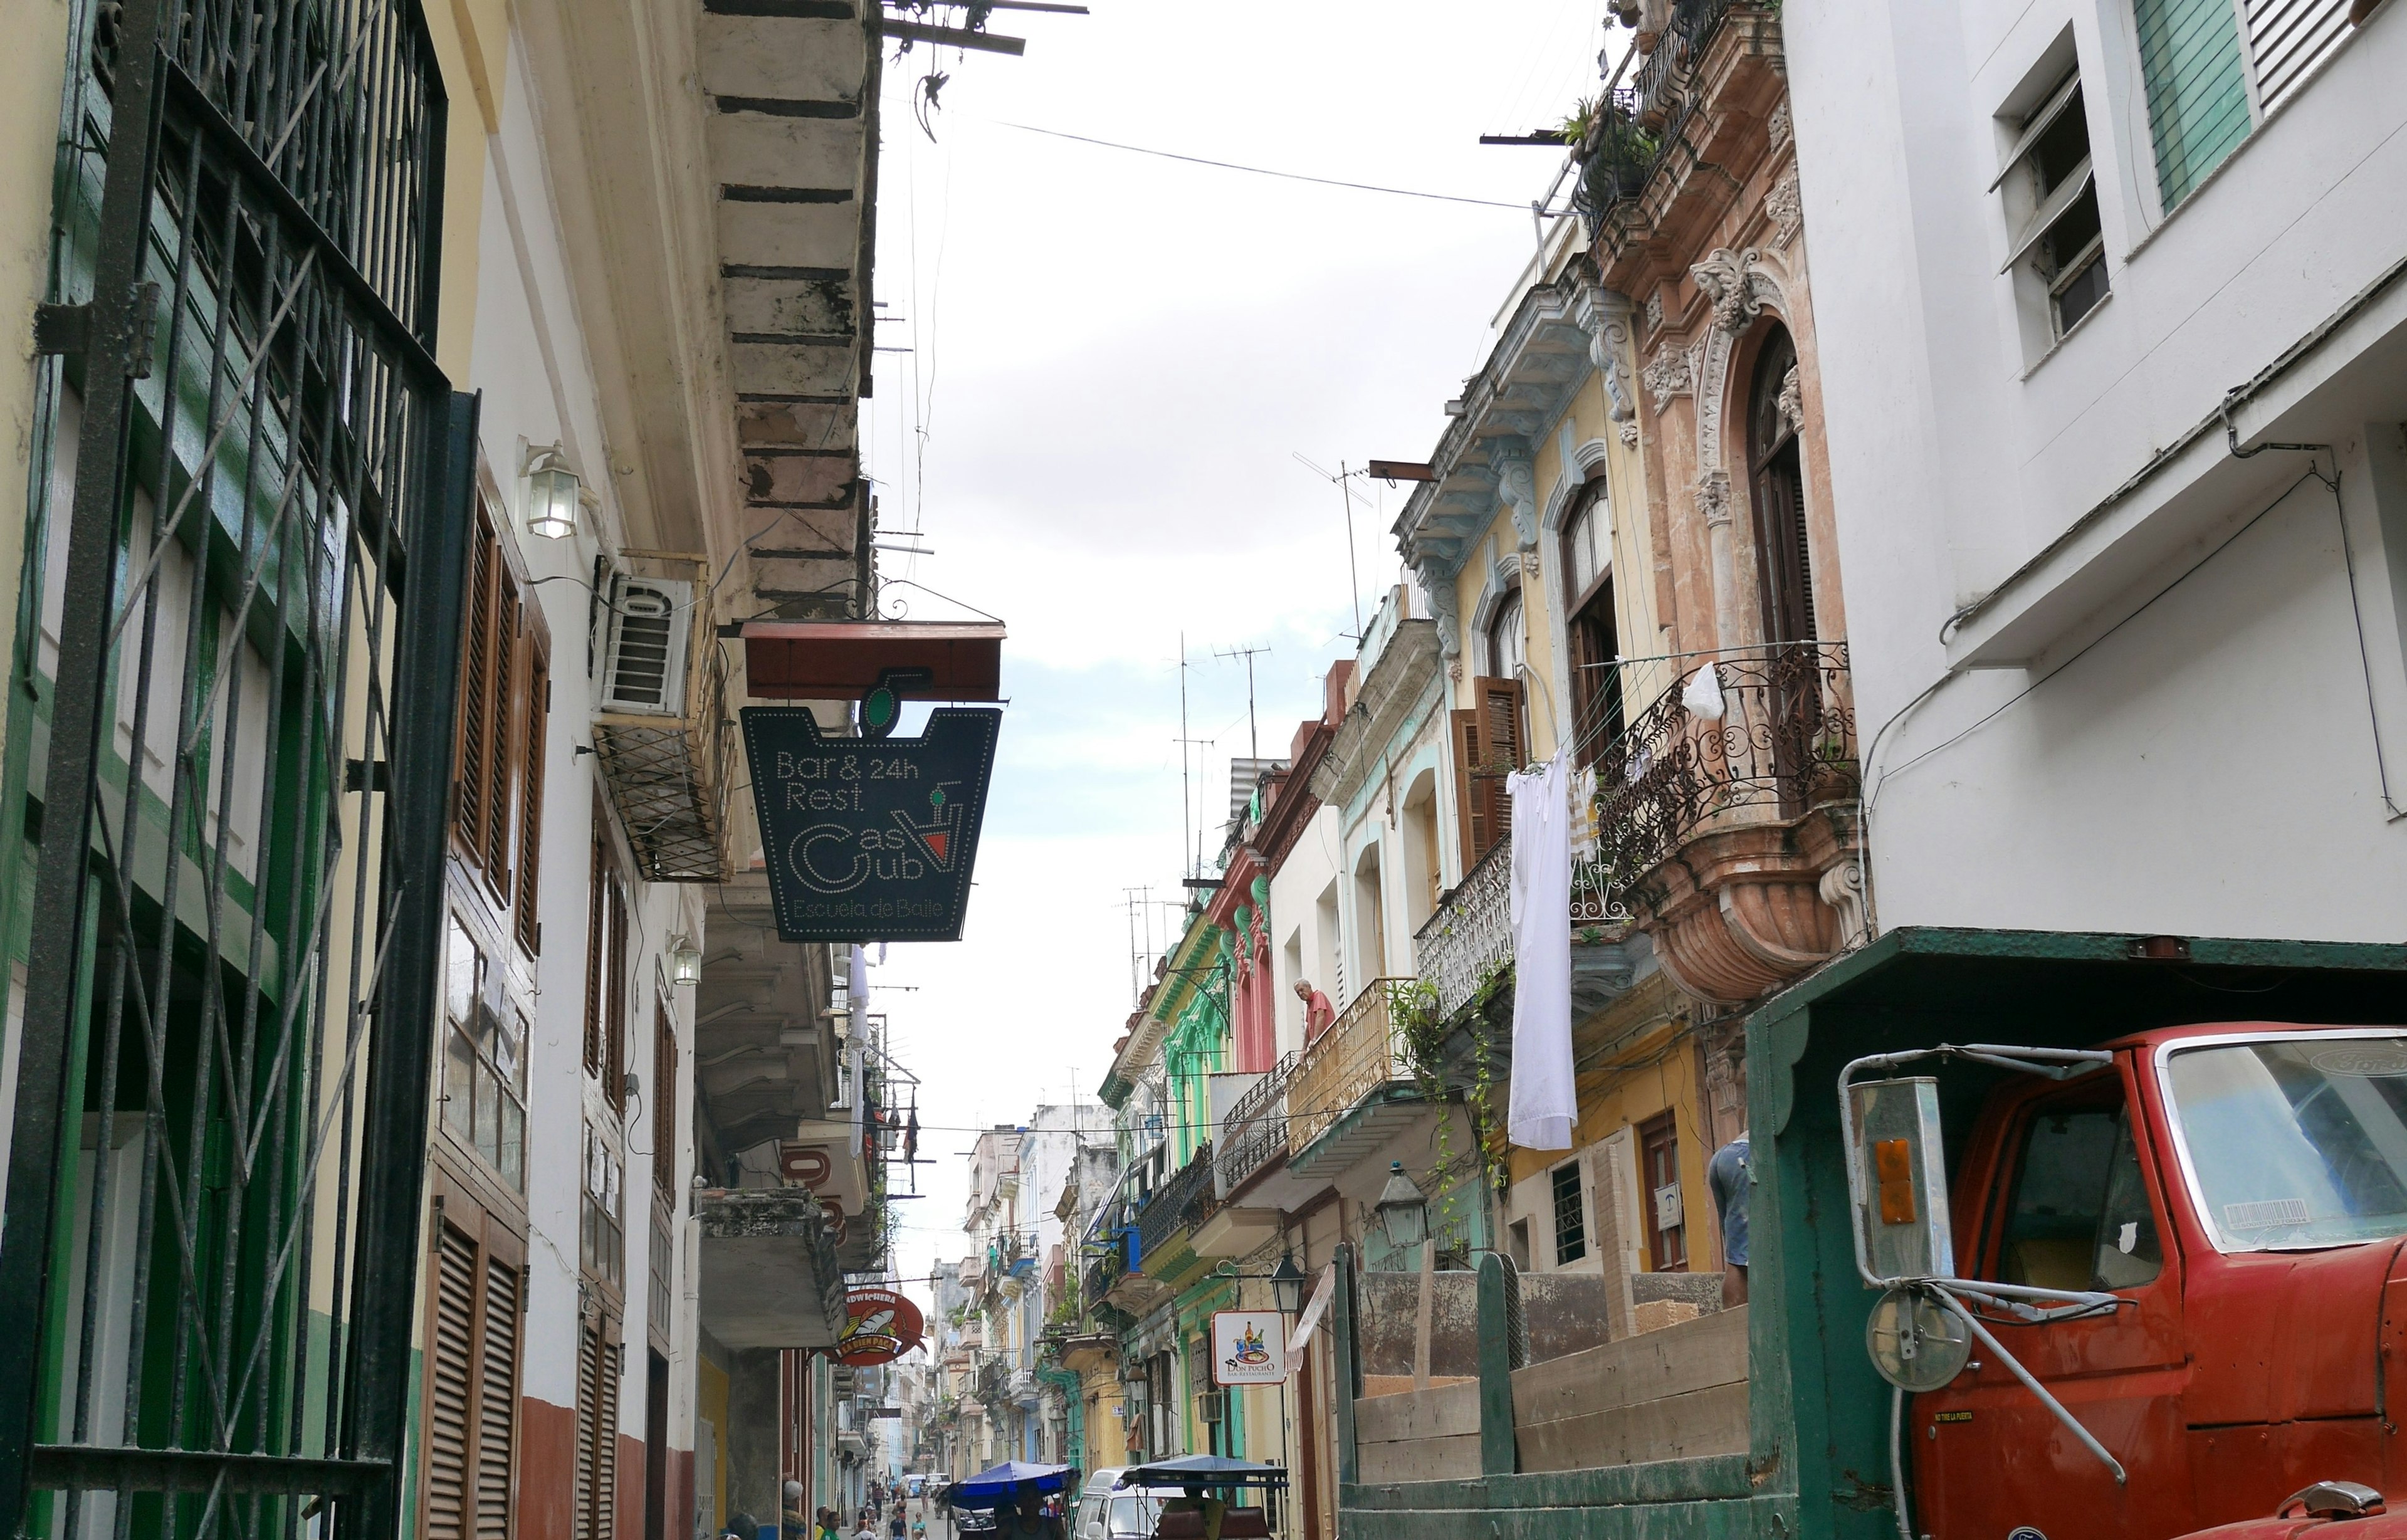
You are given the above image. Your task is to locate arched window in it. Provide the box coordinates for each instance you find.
[1748,326,1815,647]
[1486,587,1525,682]
[1559,471,1623,761]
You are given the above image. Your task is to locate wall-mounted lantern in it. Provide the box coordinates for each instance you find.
[523,443,581,540]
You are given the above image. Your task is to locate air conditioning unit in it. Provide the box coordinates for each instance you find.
[1196,1389,1227,1425]
[600,573,692,715]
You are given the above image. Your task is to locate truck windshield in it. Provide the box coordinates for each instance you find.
[2165,1036,2407,1250]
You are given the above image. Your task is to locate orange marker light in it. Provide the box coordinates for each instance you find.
[1875,1138,1918,1225]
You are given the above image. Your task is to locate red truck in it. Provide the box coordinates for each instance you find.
[1848,1023,2407,1540]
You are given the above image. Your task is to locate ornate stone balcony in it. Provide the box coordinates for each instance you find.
[1593,641,1864,1003]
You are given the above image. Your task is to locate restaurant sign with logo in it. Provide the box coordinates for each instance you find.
[835,1286,926,1367]
[1210,1309,1288,1386]
[740,706,1001,942]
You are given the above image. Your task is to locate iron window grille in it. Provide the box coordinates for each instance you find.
[1551,1161,1589,1265]
[0,2,469,1539]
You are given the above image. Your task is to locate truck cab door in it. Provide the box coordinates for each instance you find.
[1916,1061,2193,1539]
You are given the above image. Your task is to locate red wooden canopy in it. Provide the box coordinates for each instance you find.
[741,620,1005,701]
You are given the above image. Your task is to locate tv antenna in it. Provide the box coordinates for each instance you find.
[1212,644,1270,758]
[1294,453,1371,642]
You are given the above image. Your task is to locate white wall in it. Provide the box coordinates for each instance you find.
[1786,0,2407,941]
[1266,804,1344,1055]
[468,21,703,1447]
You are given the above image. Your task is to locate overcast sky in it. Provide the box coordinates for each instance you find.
[853,1,1617,1324]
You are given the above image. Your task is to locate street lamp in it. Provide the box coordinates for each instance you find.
[1270,1251,1306,1315]
[522,443,581,540]
[1375,1161,1429,1251]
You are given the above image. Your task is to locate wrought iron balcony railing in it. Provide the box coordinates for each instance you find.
[1215,1053,1295,1197]
[1412,835,1628,1023]
[1287,981,1410,1154]
[1593,640,1857,885]
[1413,839,1513,1022]
[1134,1143,1214,1263]
[1579,0,1746,224]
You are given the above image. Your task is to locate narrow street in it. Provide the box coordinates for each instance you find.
[1,3,2404,1540]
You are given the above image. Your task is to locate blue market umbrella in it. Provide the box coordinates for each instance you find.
[1113,1455,1288,1489]
[953,1461,1072,1506]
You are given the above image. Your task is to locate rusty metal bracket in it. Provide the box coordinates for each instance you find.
[31,282,159,377]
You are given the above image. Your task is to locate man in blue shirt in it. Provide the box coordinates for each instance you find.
[1707,1132,1750,1307]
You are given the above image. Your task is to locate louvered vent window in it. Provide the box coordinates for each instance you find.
[2131,0,2365,211]
[1997,70,2110,339]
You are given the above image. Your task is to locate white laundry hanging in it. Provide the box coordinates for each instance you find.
[1506,753,1576,1151]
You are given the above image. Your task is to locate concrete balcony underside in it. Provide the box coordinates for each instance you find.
[1289,1084,1432,1179]
[695,1188,846,1348]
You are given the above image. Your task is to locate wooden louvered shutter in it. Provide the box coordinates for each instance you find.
[1452,678,1525,865]
[477,1252,522,1540]
[573,1321,598,1540]
[483,574,520,899]
[585,814,607,1077]
[595,1328,619,1540]
[515,631,550,956]
[603,875,629,1113]
[575,1313,622,1540]
[424,1199,523,1540]
[454,515,495,857]
[426,1223,478,1540]
[653,997,676,1200]
[1451,708,1487,867]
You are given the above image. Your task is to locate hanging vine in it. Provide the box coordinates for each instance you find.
[1388,963,1513,1264]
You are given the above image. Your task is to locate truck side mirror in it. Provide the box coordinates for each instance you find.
[1847,1076,1956,1284]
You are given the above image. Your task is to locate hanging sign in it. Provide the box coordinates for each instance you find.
[1284,1264,1336,1370]
[740,706,1001,942]
[835,1286,926,1366]
[1211,1310,1289,1386]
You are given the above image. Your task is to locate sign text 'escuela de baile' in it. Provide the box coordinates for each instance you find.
[740,706,1001,943]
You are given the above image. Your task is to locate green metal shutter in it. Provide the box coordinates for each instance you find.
[2134,0,2255,206]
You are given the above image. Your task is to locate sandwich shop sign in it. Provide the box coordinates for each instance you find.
[741,705,1000,942]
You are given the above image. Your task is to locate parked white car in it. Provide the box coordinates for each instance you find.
[1068,1470,1182,1540]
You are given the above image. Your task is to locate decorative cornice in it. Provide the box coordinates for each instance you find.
[1697,469,1734,528]
[1766,172,1801,249]
[1777,365,1804,437]
[1393,275,1603,582]
[1691,246,1769,335]
[1643,345,1693,412]
[1492,436,1539,550]
[1576,286,1640,427]
[1412,556,1461,659]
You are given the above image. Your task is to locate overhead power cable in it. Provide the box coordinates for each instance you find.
[991,120,1539,210]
